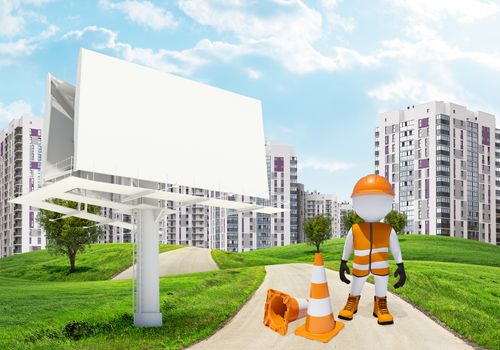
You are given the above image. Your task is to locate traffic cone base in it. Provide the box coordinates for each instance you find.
[263,289,308,335]
[295,317,344,343]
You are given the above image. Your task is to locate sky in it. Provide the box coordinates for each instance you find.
[1,0,500,200]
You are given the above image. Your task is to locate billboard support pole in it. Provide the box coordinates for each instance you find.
[133,209,162,327]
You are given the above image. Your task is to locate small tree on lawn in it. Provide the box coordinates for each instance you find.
[304,215,332,253]
[342,210,364,232]
[384,210,407,234]
[38,199,102,273]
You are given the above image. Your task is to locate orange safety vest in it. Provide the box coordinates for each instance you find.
[351,222,391,277]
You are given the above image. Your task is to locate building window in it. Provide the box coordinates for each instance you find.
[274,157,284,172]
[419,118,429,128]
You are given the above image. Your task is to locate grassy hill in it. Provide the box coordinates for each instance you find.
[0,243,264,349]
[0,267,265,350]
[0,243,181,281]
[0,236,498,349]
[211,235,500,349]
[212,234,500,269]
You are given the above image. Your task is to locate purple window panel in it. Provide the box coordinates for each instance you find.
[419,118,429,128]
[30,161,40,170]
[385,135,389,145]
[385,145,389,155]
[30,128,41,137]
[29,211,34,229]
[425,179,430,199]
[385,165,389,179]
[0,142,2,156]
[274,157,284,172]
[425,221,429,234]
[419,159,429,169]
[482,126,490,145]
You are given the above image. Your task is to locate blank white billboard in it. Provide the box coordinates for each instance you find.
[74,49,269,199]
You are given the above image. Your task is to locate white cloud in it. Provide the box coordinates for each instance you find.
[99,0,178,30]
[299,159,356,173]
[63,26,244,76]
[177,0,367,74]
[368,75,459,102]
[0,99,35,122]
[390,0,499,23]
[246,68,262,80]
[0,0,52,37]
[0,24,58,60]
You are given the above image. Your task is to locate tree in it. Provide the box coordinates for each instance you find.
[384,210,407,234]
[38,199,102,273]
[342,210,364,232]
[304,215,332,253]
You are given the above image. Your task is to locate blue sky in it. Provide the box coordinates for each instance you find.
[1,0,500,199]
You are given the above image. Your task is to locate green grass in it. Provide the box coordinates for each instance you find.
[384,261,499,349]
[0,266,265,350]
[0,244,181,281]
[211,234,500,269]
[212,235,500,350]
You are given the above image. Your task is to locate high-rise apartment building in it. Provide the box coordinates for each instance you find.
[495,129,500,246]
[161,186,227,249]
[0,117,44,257]
[305,191,341,237]
[339,200,352,237]
[296,183,306,243]
[266,140,298,246]
[220,141,298,251]
[375,101,496,244]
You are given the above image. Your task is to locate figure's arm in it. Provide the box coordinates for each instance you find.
[342,229,353,261]
[339,229,353,284]
[389,229,403,263]
[390,229,406,288]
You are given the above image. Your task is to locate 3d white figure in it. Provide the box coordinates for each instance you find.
[338,174,406,325]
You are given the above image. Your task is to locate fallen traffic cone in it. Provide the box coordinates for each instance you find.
[263,289,308,335]
[295,253,344,343]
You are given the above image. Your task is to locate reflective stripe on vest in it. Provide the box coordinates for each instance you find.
[352,222,391,277]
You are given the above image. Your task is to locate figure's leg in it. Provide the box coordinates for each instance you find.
[338,275,368,320]
[351,275,369,296]
[374,274,389,297]
[373,275,393,325]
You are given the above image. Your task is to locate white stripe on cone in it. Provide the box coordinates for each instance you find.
[307,297,333,317]
[296,298,308,318]
[311,266,327,284]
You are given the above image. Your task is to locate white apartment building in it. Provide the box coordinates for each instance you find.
[161,186,227,249]
[375,101,496,244]
[220,140,298,252]
[297,182,306,243]
[266,140,298,246]
[495,129,500,246]
[305,191,341,238]
[339,200,352,237]
[0,117,44,257]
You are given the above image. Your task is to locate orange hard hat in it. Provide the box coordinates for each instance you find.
[351,174,394,198]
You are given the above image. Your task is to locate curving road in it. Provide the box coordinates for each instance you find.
[112,247,219,280]
[190,263,472,350]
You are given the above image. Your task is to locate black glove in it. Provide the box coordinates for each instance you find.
[393,262,406,289]
[339,260,351,284]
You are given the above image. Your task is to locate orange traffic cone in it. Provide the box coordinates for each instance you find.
[263,289,308,335]
[295,253,344,343]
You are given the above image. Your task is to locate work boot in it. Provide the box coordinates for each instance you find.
[373,296,394,325]
[338,294,360,320]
